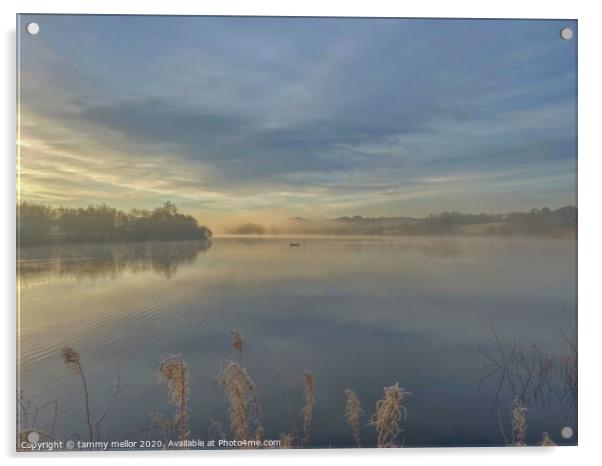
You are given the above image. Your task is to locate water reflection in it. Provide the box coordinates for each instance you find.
[18,240,211,285]
[220,235,467,258]
[17,236,576,447]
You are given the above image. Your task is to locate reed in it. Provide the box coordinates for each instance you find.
[95,368,120,440]
[301,371,315,446]
[280,432,293,449]
[280,365,297,438]
[368,383,410,447]
[52,330,574,450]
[149,411,173,446]
[479,324,577,410]
[540,432,556,446]
[17,392,58,442]
[344,388,363,447]
[560,325,578,407]
[61,346,94,442]
[159,354,190,443]
[510,398,528,446]
[217,361,262,442]
[208,418,226,440]
[230,330,243,364]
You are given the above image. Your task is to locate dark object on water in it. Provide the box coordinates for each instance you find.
[289,242,301,247]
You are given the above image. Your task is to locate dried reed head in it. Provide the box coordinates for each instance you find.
[301,371,315,446]
[60,346,94,441]
[217,361,262,442]
[510,398,528,446]
[368,383,410,447]
[540,432,556,446]
[344,388,363,447]
[159,354,190,442]
[230,330,243,361]
[61,346,82,374]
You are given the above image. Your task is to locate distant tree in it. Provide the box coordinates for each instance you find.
[17,201,212,246]
[18,202,54,246]
[328,207,575,237]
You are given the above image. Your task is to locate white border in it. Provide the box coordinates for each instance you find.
[3,1,601,465]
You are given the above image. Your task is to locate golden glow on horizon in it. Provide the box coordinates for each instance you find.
[17,102,576,234]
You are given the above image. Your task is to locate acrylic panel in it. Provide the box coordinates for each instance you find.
[16,15,577,451]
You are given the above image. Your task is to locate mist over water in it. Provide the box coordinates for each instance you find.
[18,236,577,447]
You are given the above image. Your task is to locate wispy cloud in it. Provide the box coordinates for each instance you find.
[18,16,577,225]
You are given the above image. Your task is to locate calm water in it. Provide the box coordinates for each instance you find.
[18,236,577,448]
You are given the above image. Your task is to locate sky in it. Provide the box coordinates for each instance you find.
[17,15,577,229]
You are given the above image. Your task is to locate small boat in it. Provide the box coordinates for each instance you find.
[289,242,301,247]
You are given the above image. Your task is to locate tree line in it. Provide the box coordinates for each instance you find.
[18,201,212,247]
[227,206,576,237]
[334,206,577,237]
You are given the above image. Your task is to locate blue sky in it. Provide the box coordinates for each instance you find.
[18,15,577,227]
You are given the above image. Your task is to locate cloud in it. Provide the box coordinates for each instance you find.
[17,15,577,221]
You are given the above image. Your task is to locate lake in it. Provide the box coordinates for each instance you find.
[17,236,577,448]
